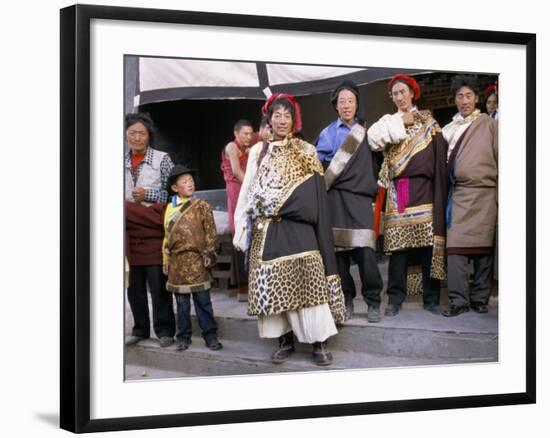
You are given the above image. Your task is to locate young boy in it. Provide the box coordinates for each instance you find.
[163,165,222,351]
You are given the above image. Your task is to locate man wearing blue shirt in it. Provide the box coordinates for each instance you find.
[316,80,383,323]
[317,94,357,165]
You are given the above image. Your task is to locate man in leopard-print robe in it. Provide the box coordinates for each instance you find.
[368,74,448,317]
[233,94,345,367]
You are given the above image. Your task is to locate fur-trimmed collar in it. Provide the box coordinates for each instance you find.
[324,124,366,190]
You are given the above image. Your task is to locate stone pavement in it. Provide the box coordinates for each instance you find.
[124,262,498,380]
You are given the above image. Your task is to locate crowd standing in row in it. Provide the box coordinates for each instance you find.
[124,74,498,367]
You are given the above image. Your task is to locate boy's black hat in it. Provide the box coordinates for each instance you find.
[167,164,197,189]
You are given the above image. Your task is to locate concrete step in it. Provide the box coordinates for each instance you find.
[125,335,468,380]
[192,293,498,361]
[125,293,498,379]
[125,259,498,379]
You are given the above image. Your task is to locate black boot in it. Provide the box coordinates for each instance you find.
[271,331,295,364]
[312,341,333,366]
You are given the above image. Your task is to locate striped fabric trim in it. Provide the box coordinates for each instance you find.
[166,280,211,294]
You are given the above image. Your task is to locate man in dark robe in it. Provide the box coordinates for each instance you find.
[368,75,448,317]
[316,80,384,323]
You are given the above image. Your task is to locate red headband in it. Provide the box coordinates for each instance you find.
[261,93,302,132]
[387,74,421,101]
[484,81,498,97]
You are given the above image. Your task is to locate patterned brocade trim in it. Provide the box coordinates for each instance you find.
[384,221,434,253]
[378,113,441,188]
[433,235,446,253]
[166,280,211,294]
[326,274,346,323]
[385,202,433,223]
[333,228,376,250]
[430,235,446,280]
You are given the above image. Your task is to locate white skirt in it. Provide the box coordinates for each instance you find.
[257,303,337,344]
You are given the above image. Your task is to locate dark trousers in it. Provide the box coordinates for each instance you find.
[232,249,248,286]
[448,254,493,307]
[127,265,175,338]
[175,290,218,342]
[336,247,383,308]
[387,247,440,306]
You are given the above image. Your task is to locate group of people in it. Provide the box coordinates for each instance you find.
[124,73,498,368]
[124,113,222,352]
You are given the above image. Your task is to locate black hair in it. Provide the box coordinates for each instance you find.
[125,112,156,147]
[331,80,365,123]
[267,97,296,126]
[233,119,253,132]
[451,75,479,96]
[485,91,498,103]
[259,115,270,128]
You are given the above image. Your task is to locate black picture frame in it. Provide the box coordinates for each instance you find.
[60,4,536,433]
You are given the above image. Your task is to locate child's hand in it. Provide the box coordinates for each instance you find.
[162,264,169,275]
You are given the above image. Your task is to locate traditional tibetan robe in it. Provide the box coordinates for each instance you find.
[368,109,448,280]
[163,198,217,293]
[444,112,498,252]
[324,124,379,251]
[234,135,346,325]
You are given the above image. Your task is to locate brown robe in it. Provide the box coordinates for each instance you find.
[447,114,498,249]
[165,198,217,293]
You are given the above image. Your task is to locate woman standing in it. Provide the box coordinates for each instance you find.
[233,94,345,366]
[124,112,176,348]
[484,82,498,119]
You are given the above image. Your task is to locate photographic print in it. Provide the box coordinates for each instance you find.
[60,4,535,433]
[123,55,500,380]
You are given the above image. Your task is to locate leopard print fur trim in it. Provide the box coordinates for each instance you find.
[326,274,346,323]
[407,265,423,296]
[384,221,434,253]
[430,254,446,280]
[247,249,335,317]
[247,216,343,318]
[248,136,323,219]
[430,235,446,280]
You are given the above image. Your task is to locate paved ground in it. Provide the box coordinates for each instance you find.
[124,260,498,380]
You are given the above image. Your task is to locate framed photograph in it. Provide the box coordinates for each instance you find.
[60,4,536,433]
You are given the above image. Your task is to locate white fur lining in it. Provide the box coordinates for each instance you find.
[233,142,263,251]
[367,112,407,151]
[324,124,365,190]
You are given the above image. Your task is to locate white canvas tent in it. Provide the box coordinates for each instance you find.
[133,56,426,106]
[125,56,429,191]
